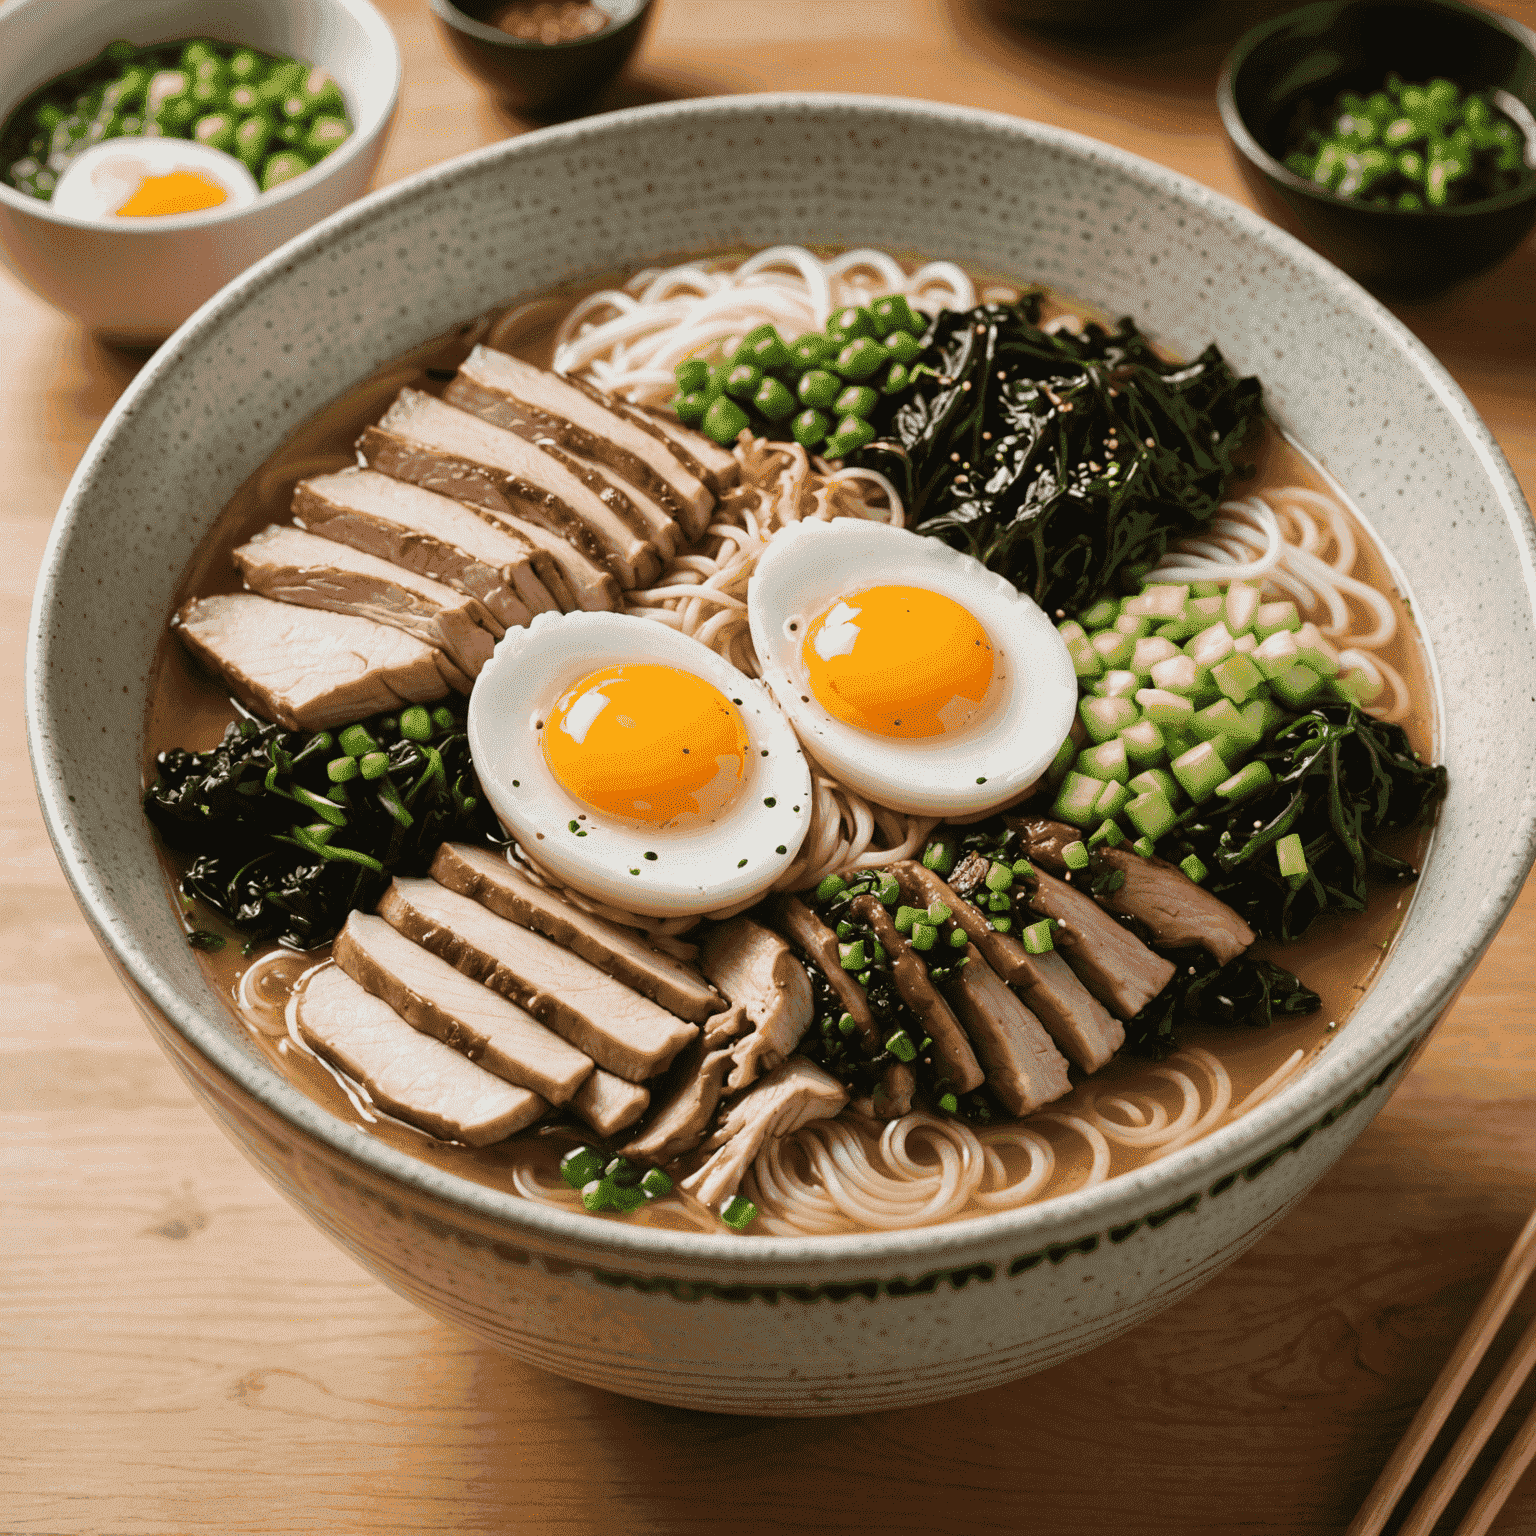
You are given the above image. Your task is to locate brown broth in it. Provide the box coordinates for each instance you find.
[144,260,1438,1231]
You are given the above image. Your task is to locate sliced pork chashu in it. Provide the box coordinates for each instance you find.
[892,861,1123,1072]
[679,1056,848,1213]
[1092,847,1257,965]
[573,1069,650,1138]
[852,894,985,1094]
[429,843,723,1023]
[943,953,1072,1114]
[449,347,714,537]
[377,876,696,1082]
[361,389,658,588]
[698,916,812,1089]
[632,406,741,498]
[770,894,914,1120]
[232,523,498,679]
[296,964,547,1146]
[618,1009,749,1163]
[292,468,565,629]
[333,912,593,1104]
[1025,868,1176,1021]
[174,593,455,731]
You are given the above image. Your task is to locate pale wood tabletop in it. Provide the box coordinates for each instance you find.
[6,1,1536,1531]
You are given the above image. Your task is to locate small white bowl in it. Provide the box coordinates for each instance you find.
[0,0,400,343]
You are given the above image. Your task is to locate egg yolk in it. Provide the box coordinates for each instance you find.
[801,584,995,738]
[542,663,749,825]
[115,171,228,218]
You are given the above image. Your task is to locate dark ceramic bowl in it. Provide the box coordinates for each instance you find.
[1218,0,1536,297]
[429,0,652,118]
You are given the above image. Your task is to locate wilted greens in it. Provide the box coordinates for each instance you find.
[144,702,503,950]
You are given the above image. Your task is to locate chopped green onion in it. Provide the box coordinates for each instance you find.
[886,1029,917,1062]
[949,927,969,949]
[875,872,901,906]
[1276,833,1308,880]
[640,1167,673,1198]
[838,940,866,971]
[985,861,1014,893]
[1180,854,1208,883]
[894,904,923,933]
[1089,818,1125,849]
[837,1012,856,1036]
[1011,859,1035,879]
[922,837,956,875]
[338,723,377,757]
[938,1092,959,1115]
[990,915,1013,933]
[815,873,847,902]
[910,922,938,951]
[1133,835,1156,858]
[721,1196,758,1231]
[326,755,358,783]
[561,1144,604,1188]
[987,892,1010,912]
[1062,840,1090,870]
[400,705,432,741]
[1022,919,1056,954]
[927,899,952,923]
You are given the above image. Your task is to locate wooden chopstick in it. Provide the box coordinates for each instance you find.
[1347,1206,1536,1536]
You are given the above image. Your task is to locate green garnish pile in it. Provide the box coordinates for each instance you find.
[1284,75,1530,210]
[144,702,502,950]
[669,295,929,454]
[3,36,353,201]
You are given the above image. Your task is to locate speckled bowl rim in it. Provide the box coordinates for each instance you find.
[0,0,402,233]
[27,93,1536,1276]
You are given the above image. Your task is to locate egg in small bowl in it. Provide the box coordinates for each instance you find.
[468,611,813,917]
[747,520,1077,817]
[50,137,258,220]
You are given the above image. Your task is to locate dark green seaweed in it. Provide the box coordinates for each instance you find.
[144,704,504,950]
[848,299,1265,616]
[1161,702,1446,944]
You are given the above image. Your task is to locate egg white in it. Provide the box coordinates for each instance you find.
[747,520,1077,817]
[51,138,258,222]
[468,611,813,917]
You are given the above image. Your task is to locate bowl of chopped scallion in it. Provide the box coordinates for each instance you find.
[1218,0,1536,297]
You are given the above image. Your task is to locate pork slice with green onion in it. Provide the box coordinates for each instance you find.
[429,843,724,1023]
[233,524,500,678]
[296,964,548,1147]
[851,894,985,1094]
[698,916,813,1090]
[678,1056,848,1215]
[448,347,715,538]
[333,911,594,1104]
[292,469,566,627]
[174,593,455,732]
[1091,846,1256,965]
[377,876,697,1082]
[1024,868,1176,1020]
[941,951,1072,1114]
[892,859,1123,1072]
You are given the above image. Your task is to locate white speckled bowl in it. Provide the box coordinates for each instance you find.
[0,0,400,343]
[26,96,1536,1415]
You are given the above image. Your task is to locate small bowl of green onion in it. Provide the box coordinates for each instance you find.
[0,0,400,342]
[1218,0,1536,298]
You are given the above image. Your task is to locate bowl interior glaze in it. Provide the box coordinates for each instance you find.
[26,96,1536,1282]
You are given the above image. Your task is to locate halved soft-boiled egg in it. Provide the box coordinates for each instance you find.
[748,520,1077,817]
[51,138,258,221]
[468,611,813,917]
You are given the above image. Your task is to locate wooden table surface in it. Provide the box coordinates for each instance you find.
[7,1,1536,1531]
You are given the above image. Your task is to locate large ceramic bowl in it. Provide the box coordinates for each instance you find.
[26,95,1536,1416]
[0,0,400,343]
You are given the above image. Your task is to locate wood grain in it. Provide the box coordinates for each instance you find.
[4,1,1535,1530]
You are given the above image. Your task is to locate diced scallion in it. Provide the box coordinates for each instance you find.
[1062,840,1090,870]
[1022,919,1056,954]
[1180,854,1208,883]
[721,1196,758,1230]
[816,873,847,902]
[910,922,938,951]
[886,1029,917,1061]
[1276,833,1308,880]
